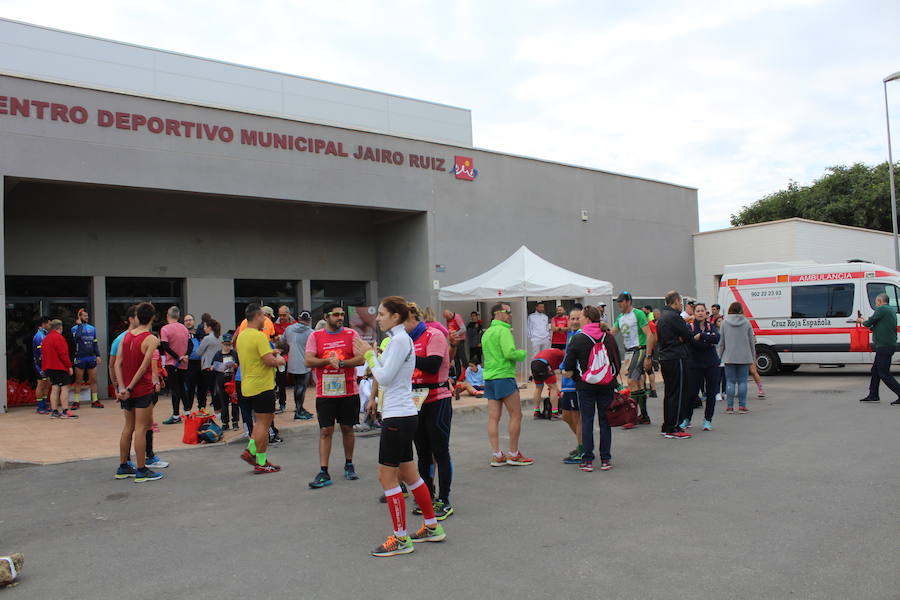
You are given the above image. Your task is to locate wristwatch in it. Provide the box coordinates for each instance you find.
[339,360,345,368]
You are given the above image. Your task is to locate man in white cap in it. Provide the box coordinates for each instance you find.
[597,302,610,327]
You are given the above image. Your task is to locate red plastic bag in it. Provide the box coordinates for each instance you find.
[16,383,36,405]
[6,380,22,406]
[850,325,871,353]
[182,412,215,445]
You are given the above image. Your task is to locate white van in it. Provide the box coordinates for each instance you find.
[717,261,900,375]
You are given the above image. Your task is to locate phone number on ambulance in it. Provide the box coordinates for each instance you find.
[749,290,783,298]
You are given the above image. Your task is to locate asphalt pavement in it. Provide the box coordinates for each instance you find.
[2,366,898,600]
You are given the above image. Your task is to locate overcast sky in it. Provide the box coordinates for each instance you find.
[2,0,899,230]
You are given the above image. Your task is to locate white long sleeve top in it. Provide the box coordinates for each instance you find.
[370,324,417,418]
[527,312,551,341]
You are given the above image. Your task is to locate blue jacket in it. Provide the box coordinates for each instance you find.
[689,320,720,369]
[72,323,99,358]
[32,327,47,371]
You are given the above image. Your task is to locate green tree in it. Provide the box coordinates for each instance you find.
[730,162,900,232]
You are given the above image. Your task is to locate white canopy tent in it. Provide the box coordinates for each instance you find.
[439,246,613,380]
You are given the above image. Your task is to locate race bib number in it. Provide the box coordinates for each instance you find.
[321,373,347,397]
[411,388,429,411]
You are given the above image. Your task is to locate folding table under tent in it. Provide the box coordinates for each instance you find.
[438,245,613,381]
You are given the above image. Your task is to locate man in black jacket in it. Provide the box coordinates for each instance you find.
[656,291,694,439]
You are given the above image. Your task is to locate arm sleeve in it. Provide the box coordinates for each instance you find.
[159,341,181,362]
[500,329,527,362]
[863,307,882,328]
[415,355,443,373]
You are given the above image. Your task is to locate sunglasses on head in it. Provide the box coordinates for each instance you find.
[328,311,345,317]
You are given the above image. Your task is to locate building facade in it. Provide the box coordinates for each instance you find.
[0,19,698,410]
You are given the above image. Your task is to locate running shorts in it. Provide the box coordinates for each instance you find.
[484,378,518,401]
[625,347,647,382]
[47,369,73,387]
[530,360,556,385]
[74,357,98,370]
[120,392,154,411]
[378,415,418,467]
[559,391,579,411]
[245,389,276,414]
[316,395,360,428]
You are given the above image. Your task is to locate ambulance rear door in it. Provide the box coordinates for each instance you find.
[861,276,900,364]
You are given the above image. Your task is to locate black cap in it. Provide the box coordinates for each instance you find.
[299,311,311,321]
[615,291,632,303]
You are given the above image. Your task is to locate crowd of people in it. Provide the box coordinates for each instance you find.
[34,285,900,557]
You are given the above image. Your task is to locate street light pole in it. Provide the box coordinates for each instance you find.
[884,71,900,271]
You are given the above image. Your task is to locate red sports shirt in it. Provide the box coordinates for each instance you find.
[305,327,359,398]
[551,316,569,345]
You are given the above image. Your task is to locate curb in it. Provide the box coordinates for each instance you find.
[0,458,43,470]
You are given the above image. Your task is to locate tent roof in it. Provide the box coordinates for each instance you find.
[438,246,613,301]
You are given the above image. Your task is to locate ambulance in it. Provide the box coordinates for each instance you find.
[717,261,900,375]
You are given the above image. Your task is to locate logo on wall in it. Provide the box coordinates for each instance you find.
[454,156,477,181]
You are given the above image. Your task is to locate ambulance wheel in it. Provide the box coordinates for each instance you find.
[755,347,780,376]
[780,364,800,374]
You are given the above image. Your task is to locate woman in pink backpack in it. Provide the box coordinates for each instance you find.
[561,305,621,472]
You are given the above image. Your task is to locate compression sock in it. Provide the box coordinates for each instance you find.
[256,452,267,467]
[248,439,257,455]
[384,486,408,537]
[92,392,98,402]
[408,478,437,525]
[146,430,154,460]
[633,389,647,417]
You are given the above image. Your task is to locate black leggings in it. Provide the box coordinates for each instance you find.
[166,366,188,415]
[198,370,216,410]
[184,360,201,411]
[413,396,453,503]
[214,376,238,424]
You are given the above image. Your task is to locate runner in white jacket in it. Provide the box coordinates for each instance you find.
[354,296,448,557]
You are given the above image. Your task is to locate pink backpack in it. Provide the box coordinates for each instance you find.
[579,331,614,385]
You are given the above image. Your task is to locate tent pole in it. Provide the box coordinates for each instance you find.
[521,296,527,384]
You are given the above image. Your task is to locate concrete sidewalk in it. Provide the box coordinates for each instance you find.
[0,387,533,466]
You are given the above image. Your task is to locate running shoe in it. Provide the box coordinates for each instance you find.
[49,410,61,419]
[550,411,561,420]
[600,460,612,471]
[70,401,80,410]
[649,389,658,398]
[664,431,692,439]
[892,399,900,406]
[268,435,284,446]
[344,464,360,480]
[725,407,735,414]
[162,415,181,425]
[434,501,454,520]
[91,400,104,408]
[36,405,50,415]
[115,463,137,479]
[532,409,542,420]
[275,407,285,414]
[254,461,281,474]
[220,422,230,431]
[309,471,333,489]
[232,421,240,430]
[756,384,765,398]
[568,445,583,457]
[738,406,750,413]
[622,422,636,430]
[506,451,534,466]
[859,397,880,402]
[579,460,594,472]
[240,449,256,466]
[134,468,164,483]
[490,453,508,467]
[639,415,652,425]
[679,419,692,429]
[562,453,583,464]
[146,456,169,469]
[410,523,446,543]
[59,409,78,419]
[371,535,414,557]
[702,420,713,431]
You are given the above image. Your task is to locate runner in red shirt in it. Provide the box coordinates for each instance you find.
[114,302,163,482]
[530,347,565,419]
[305,304,366,489]
[551,305,569,350]
[443,310,467,379]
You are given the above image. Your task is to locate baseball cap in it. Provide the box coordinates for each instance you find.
[261,306,274,317]
[221,332,233,343]
[298,310,311,321]
[599,302,607,307]
[615,291,632,303]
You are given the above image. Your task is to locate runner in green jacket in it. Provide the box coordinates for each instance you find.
[480,302,534,467]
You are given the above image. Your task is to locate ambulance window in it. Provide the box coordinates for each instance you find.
[791,284,854,318]
[866,283,900,313]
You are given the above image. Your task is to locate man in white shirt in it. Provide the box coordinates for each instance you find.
[527,302,551,357]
